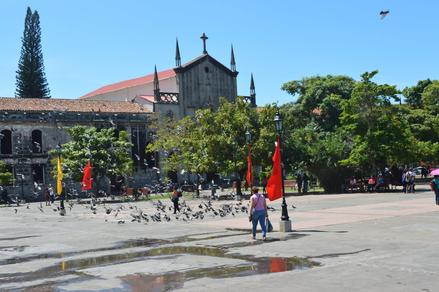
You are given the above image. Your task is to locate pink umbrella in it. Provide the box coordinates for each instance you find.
[430,168,439,176]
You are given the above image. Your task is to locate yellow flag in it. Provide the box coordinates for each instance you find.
[57,157,63,195]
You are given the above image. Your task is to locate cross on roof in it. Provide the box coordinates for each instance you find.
[200,33,208,54]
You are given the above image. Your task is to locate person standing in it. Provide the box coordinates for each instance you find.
[262,177,268,195]
[44,187,51,206]
[296,172,303,194]
[249,186,268,240]
[302,173,309,194]
[430,175,439,205]
[402,170,408,193]
[48,184,55,204]
[408,170,416,193]
[171,187,180,214]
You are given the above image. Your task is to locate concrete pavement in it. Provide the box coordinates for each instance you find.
[0,189,437,291]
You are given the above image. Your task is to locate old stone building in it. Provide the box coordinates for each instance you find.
[0,98,151,198]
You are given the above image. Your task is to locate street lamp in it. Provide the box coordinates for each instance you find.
[274,111,291,231]
[245,130,252,190]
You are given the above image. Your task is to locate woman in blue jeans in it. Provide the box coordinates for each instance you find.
[249,186,268,240]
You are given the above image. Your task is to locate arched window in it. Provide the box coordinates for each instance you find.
[0,129,12,154]
[31,130,42,153]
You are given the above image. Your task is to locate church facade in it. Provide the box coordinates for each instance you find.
[80,33,256,119]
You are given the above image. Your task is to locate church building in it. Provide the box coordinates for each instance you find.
[80,33,256,119]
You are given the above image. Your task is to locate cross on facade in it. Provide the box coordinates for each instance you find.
[200,33,208,54]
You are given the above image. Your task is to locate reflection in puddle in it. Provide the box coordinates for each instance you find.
[121,253,318,292]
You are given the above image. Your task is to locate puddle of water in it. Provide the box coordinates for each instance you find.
[121,253,318,292]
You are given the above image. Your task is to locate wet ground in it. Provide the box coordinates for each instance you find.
[0,190,438,291]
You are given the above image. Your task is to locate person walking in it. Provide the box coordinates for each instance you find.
[48,185,55,204]
[296,172,303,194]
[249,186,268,241]
[171,187,180,214]
[430,175,439,205]
[408,170,416,193]
[402,170,408,193]
[44,187,51,206]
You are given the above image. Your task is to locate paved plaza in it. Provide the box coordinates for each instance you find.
[0,187,438,291]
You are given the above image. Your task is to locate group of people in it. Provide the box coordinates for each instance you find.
[366,174,387,192]
[401,169,416,193]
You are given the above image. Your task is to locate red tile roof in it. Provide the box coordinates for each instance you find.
[0,97,151,113]
[136,95,155,103]
[80,69,176,99]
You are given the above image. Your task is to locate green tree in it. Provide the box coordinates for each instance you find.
[51,126,132,191]
[281,75,355,130]
[0,161,13,185]
[148,114,216,196]
[148,97,259,195]
[16,7,50,99]
[340,71,416,172]
[421,80,439,114]
[402,79,432,108]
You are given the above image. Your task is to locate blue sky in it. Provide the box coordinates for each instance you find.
[1,0,439,105]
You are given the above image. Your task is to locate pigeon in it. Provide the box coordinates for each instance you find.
[380,10,389,19]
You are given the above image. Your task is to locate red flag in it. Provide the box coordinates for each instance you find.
[82,161,93,191]
[266,136,283,201]
[246,144,253,187]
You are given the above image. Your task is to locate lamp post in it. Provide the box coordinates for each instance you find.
[274,111,291,230]
[245,130,252,190]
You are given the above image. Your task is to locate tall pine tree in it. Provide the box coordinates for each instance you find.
[16,7,50,99]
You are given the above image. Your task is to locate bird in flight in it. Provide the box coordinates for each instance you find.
[380,10,390,19]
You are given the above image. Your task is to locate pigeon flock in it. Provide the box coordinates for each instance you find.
[8,194,271,226]
[100,199,252,224]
